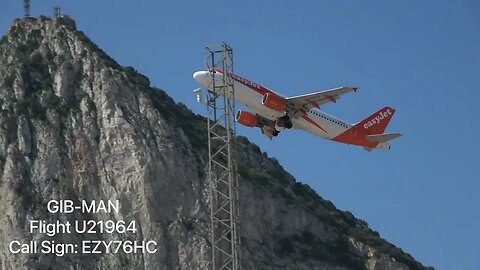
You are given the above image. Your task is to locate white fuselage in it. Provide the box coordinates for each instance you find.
[193,71,352,140]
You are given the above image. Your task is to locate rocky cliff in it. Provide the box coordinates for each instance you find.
[0,17,433,270]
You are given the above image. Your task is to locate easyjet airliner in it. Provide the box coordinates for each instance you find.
[193,69,401,151]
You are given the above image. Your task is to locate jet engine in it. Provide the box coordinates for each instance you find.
[262,93,286,112]
[235,110,258,127]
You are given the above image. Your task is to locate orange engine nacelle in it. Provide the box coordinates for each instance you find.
[262,93,286,112]
[235,110,258,127]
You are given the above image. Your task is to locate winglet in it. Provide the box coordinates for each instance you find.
[352,87,358,92]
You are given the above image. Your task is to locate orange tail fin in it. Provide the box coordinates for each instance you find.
[355,107,396,135]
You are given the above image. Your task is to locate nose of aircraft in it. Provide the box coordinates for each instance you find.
[193,71,206,85]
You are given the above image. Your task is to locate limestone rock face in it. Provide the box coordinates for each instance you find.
[0,17,433,270]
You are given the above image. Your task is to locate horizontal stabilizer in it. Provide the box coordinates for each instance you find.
[366,133,402,143]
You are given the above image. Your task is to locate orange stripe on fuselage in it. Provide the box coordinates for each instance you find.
[331,128,379,147]
[213,69,277,96]
[300,110,328,134]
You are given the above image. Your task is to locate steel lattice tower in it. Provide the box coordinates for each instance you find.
[205,43,241,270]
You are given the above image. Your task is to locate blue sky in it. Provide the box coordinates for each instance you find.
[1,1,479,269]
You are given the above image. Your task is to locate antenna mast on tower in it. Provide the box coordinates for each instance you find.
[23,0,30,17]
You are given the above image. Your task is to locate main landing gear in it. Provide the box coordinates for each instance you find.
[273,115,293,136]
[277,115,293,129]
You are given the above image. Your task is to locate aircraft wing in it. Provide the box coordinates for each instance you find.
[286,87,357,111]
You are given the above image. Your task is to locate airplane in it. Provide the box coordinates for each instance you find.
[193,69,401,151]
